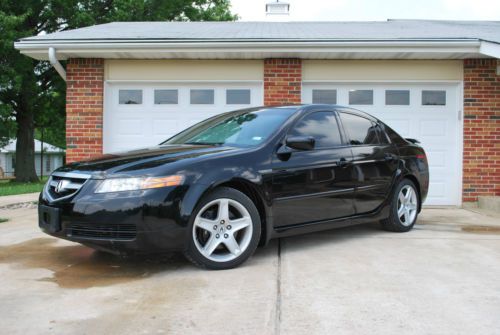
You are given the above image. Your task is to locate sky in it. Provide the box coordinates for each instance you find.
[230,0,500,21]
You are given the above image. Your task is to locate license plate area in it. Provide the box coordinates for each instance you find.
[38,205,61,233]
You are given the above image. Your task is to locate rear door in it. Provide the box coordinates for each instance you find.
[271,110,355,227]
[338,112,399,214]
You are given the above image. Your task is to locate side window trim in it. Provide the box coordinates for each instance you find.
[285,110,346,150]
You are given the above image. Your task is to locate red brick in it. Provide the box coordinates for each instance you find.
[65,58,104,163]
[264,59,302,106]
[462,58,500,201]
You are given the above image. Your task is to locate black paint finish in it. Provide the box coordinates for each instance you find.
[38,105,429,255]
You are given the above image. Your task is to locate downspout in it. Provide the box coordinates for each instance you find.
[48,47,66,81]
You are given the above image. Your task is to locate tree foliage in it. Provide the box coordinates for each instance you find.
[0,0,237,181]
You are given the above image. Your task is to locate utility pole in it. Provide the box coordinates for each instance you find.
[40,126,44,180]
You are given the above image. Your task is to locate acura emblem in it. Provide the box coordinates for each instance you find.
[55,180,70,193]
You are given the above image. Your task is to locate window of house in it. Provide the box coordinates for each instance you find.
[289,111,342,148]
[340,113,380,145]
[422,90,446,106]
[312,89,337,104]
[190,89,215,104]
[226,89,251,104]
[385,90,410,105]
[119,90,142,104]
[154,90,178,104]
[349,90,373,105]
[45,157,51,172]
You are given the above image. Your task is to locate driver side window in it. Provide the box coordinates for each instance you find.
[289,111,342,149]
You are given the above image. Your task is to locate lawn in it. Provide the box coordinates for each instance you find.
[0,177,48,197]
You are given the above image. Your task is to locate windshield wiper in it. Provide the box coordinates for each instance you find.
[184,142,224,146]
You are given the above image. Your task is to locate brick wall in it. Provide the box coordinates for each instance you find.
[462,58,500,202]
[264,58,302,106]
[65,58,104,163]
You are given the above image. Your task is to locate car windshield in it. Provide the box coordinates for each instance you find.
[163,108,297,148]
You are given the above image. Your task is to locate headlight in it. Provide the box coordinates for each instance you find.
[95,175,184,193]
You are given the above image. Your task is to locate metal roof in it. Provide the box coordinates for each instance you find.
[15,20,500,60]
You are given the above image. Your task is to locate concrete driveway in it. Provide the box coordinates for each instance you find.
[0,205,499,335]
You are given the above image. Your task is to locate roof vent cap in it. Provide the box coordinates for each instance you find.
[266,0,290,19]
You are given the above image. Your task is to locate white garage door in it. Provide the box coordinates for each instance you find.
[302,83,462,206]
[104,82,263,153]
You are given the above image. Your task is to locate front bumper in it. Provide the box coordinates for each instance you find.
[38,181,191,254]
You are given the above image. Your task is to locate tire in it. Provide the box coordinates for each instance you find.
[381,178,419,232]
[184,187,261,270]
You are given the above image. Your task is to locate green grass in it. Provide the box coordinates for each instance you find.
[0,177,48,197]
[0,218,8,223]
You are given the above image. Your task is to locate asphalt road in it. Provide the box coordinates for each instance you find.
[0,205,499,335]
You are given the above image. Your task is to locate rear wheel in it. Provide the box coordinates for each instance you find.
[184,187,261,270]
[381,179,419,232]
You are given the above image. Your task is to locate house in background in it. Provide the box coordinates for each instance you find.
[13,19,499,206]
[0,139,65,178]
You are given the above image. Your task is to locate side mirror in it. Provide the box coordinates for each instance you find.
[286,136,315,151]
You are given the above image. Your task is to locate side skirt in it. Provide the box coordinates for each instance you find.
[269,203,391,240]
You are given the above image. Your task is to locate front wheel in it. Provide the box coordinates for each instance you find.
[184,187,261,270]
[381,179,419,232]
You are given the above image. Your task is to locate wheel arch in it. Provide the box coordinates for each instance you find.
[402,174,422,212]
[185,178,271,246]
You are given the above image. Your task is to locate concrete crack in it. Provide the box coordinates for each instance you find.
[275,238,282,335]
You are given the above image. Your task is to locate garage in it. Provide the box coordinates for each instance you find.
[14,21,499,205]
[103,82,263,152]
[302,82,461,206]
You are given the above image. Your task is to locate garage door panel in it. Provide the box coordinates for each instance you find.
[302,82,461,206]
[105,83,263,152]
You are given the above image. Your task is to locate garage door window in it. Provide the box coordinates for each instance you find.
[349,90,373,105]
[340,113,380,145]
[422,90,446,106]
[190,89,214,104]
[154,90,178,104]
[119,90,142,104]
[385,90,410,105]
[226,89,251,104]
[312,89,337,104]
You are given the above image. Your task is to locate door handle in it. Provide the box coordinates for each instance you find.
[384,153,396,161]
[337,157,348,167]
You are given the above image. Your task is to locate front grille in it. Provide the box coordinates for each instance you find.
[67,222,137,241]
[45,172,90,202]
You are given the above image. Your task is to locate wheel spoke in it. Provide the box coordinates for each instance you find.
[407,203,417,211]
[229,217,251,232]
[404,209,410,223]
[224,235,241,255]
[405,187,413,202]
[217,199,230,222]
[398,192,405,205]
[195,218,216,232]
[398,205,405,218]
[202,235,220,257]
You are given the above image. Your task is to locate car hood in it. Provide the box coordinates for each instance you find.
[56,144,241,177]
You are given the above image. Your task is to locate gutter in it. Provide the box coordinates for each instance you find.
[48,47,66,81]
[13,39,493,60]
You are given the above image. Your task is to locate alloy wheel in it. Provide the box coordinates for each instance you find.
[192,198,253,262]
[397,185,418,226]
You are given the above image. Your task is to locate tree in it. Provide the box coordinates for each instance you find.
[0,0,237,182]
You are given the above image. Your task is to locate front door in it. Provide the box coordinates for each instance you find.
[271,111,356,227]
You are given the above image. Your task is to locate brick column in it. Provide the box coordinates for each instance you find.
[462,58,500,202]
[264,58,302,106]
[65,58,104,163]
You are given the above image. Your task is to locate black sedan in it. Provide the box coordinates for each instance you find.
[39,105,429,269]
